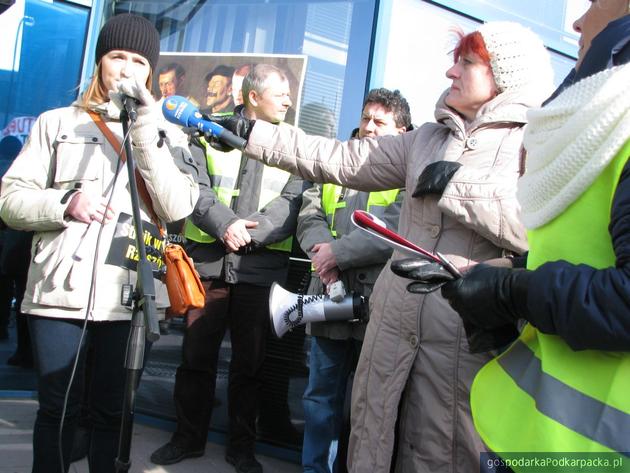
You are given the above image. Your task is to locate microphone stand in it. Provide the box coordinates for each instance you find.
[115,105,160,473]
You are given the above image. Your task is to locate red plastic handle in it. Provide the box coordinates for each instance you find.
[352,210,442,263]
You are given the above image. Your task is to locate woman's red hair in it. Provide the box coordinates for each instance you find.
[453,31,491,64]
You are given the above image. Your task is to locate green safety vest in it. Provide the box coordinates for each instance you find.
[321,184,400,237]
[470,139,630,465]
[184,138,293,252]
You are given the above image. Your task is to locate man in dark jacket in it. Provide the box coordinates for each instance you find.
[150,64,309,473]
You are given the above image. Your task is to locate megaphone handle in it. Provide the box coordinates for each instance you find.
[294,291,304,331]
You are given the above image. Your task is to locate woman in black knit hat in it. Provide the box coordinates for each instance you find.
[0,13,199,473]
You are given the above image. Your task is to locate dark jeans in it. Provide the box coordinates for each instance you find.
[28,316,132,473]
[172,280,270,455]
[302,336,361,473]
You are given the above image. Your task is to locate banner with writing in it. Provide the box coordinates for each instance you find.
[105,212,165,278]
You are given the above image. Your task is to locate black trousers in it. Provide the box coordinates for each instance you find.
[28,317,132,473]
[172,280,270,454]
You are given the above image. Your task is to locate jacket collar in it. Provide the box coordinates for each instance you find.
[434,82,551,135]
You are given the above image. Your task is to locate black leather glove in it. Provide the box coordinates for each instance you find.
[412,161,462,197]
[202,105,256,152]
[463,322,520,354]
[390,258,455,294]
[214,105,254,132]
[392,258,519,352]
[203,133,233,153]
[441,264,531,329]
[187,129,233,156]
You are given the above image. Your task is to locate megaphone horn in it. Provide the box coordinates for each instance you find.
[268,282,366,338]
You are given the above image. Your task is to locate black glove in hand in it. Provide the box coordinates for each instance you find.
[220,114,254,140]
[412,161,462,197]
[391,258,455,294]
[204,133,234,153]
[205,105,255,152]
[463,321,520,354]
[195,105,254,152]
[441,264,531,329]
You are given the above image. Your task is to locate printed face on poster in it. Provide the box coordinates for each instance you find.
[152,53,308,125]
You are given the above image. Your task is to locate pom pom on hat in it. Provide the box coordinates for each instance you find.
[478,21,554,92]
[95,13,160,70]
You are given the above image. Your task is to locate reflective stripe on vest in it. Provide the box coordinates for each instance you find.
[498,335,630,454]
[321,184,399,237]
[471,139,630,462]
[185,139,293,252]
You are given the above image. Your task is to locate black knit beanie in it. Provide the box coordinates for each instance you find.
[95,13,160,70]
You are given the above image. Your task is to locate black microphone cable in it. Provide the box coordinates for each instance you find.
[56,120,131,473]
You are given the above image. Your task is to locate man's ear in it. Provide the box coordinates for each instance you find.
[248,90,259,107]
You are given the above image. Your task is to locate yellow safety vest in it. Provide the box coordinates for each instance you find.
[321,184,400,237]
[471,140,630,467]
[185,139,293,252]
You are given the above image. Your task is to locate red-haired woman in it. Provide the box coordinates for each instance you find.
[213,21,553,473]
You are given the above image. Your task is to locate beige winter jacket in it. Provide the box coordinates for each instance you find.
[244,88,542,472]
[0,103,199,321]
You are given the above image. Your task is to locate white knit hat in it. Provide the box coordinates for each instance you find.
[478,21,554,92]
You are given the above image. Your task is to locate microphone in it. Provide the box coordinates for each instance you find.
[162,95,247,151]
[121,95,138,122]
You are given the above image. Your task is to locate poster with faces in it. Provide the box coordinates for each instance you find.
[153,52,307,126]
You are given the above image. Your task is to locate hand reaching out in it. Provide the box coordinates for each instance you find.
[222,219,259,252]
[65,192,115,224]
[206,107,255,152]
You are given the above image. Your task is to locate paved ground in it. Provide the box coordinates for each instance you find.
[1,312,304,472]
[0,396,302,473]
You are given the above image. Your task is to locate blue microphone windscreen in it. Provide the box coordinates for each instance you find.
[162,95,197,127]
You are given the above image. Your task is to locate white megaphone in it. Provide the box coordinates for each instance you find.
[268,282,367,338]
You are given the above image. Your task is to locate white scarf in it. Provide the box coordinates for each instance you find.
[517,64,630,229]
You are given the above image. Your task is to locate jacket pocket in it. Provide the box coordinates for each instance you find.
[54,131,103,190]
[30,230,67,302]
[30,222,91,309]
